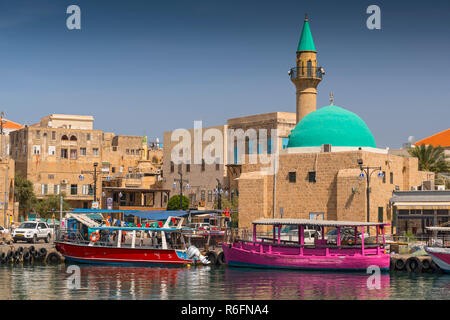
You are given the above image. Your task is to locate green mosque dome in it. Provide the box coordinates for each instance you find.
[287,105,376,148]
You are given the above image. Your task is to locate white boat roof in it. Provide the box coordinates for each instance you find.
[426,226,450,232]
[252,218,390,227]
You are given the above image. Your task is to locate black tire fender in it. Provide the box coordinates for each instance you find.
[46,252,61,264]
[206,251,218,265]
[217,251,226,265]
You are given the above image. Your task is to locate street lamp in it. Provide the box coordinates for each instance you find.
[174,171,188,211]
[93,162,98,202]
[215,179,223,210]
[357,159,383,232]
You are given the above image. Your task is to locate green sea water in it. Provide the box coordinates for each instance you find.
[0,263,448,300]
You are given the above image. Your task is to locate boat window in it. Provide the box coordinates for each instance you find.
[19,223,37,229]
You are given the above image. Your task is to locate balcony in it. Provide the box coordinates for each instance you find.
[289,66,324,80]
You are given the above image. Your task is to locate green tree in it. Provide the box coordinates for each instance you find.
[215,196,239,228]
[14,175,37,218]
[167,195,190,211]
[408,145,449,173]
[35,193,70,219]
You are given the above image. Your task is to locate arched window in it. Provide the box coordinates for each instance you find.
[307,60,312,77]
[61,135,68,141]
[70,135,77,141]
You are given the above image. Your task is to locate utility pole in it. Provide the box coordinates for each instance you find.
[174,171,189,210]
[3,165,8,227]
[81,162,100,206]
[215,178,223,210]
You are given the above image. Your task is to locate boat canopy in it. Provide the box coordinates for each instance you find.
[70,208,189,220]
[252,218,390,227]
[91,226,189,232]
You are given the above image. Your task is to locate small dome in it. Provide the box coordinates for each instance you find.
[288,105,376,148]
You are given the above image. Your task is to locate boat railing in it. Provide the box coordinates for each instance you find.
[57,228,189,250]
[236,239,385,250]
[225,227,252,243]
[57,229,112,247]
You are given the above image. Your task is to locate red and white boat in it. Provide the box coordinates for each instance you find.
[223,219,391,272]
[55,216,210,266]
[425,226,450,273]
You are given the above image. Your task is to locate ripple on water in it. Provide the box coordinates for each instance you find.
[0,264,449,300]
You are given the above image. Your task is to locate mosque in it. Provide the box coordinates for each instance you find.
[237,16,433,233]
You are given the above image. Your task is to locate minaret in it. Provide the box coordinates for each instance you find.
[290,14,323,123]
[141,135,148,160]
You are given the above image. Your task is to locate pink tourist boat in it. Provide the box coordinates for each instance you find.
[425,226,450,273]
[222,219,391,272]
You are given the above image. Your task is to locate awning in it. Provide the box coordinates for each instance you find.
[426,226,450,232]
[392,202,450,210]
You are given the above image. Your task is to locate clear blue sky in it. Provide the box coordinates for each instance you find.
[1,0,449,148]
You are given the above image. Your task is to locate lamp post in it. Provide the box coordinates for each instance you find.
[93,162,98,202]
[358,159,383,233]
[215,179,223,210]
[81,162,100,206]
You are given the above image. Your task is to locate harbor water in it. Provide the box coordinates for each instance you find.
[0,264,449,300]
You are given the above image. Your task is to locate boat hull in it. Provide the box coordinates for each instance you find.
[425,247,450,273]
[222,243,390,272]
[55,242,193,266]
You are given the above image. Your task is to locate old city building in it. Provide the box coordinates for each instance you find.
[10,114,164,211]
[235,16,436,233]
[162,113,297,210]
[0,118,23,225]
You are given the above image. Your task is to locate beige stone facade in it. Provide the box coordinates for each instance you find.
[237,149,433,234]
[163,125,228,209]
[0,159,18,227]
[10,115,164,211]
[162,112,297,209]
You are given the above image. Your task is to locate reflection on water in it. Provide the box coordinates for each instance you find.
[0,263,449,300]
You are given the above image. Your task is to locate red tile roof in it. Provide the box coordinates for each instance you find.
[414,129,450,147]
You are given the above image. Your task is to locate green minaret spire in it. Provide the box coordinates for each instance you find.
[297,14,316,52]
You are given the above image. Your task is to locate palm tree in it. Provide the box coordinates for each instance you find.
[407,144,449,173]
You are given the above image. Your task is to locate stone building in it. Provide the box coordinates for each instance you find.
[10,114,164,211]
[163,125,228,209]
[236,16,434,234]
[1,118,23,160]
[101,135,167,210]
[162,113,297,209]
[0,159,18,227]
[390,190,450,236]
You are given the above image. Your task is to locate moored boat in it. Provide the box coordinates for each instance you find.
[55,216,210,266]
[222,218,390,272]
[425,226,450,273]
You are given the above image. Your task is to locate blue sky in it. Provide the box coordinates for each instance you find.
[0,0,449,148]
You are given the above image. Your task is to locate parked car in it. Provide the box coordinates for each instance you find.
[279,225,320,244]
[0,225,9,236]
[12,221,52,243]
[325,227,369,244]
